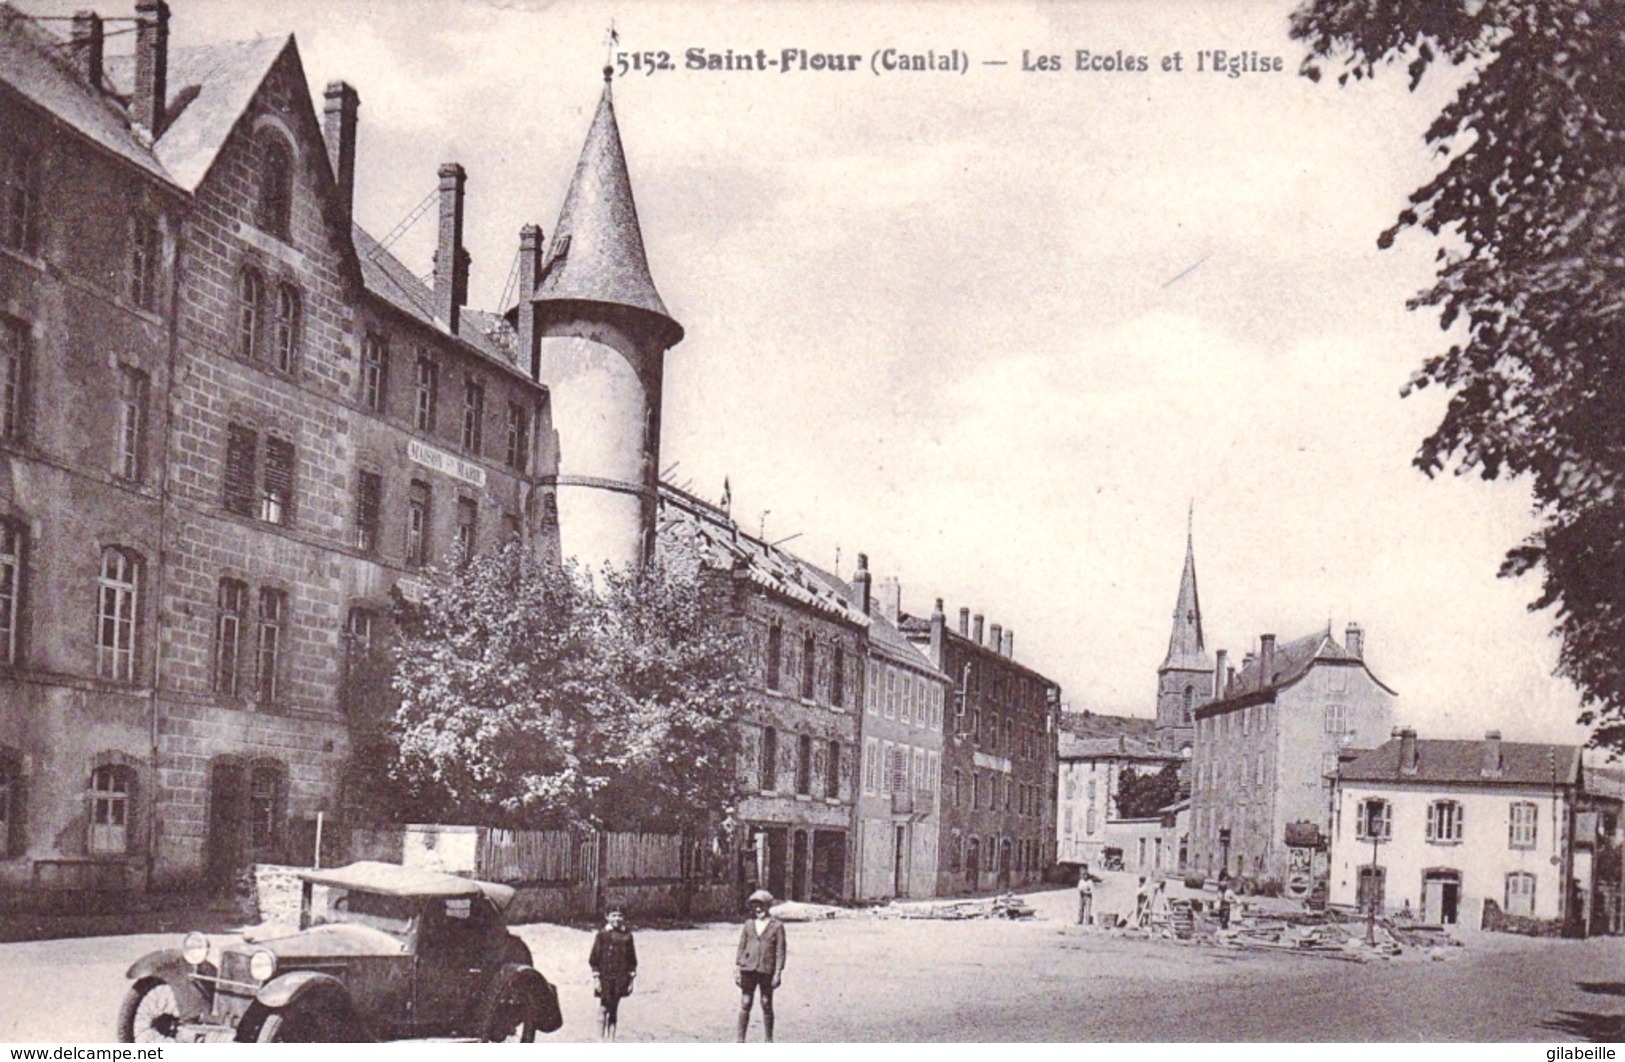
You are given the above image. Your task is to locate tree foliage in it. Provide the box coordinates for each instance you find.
[1292,0,1625,753]
[1116,763,1183,819]
[385,542,749,830]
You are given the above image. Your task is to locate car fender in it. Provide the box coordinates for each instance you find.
[255,969,352,1011]
[124,950,215,1012]
[490,964,561,1035]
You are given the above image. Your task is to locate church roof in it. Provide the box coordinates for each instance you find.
[532,76,681,346]
[1159,528,1210,673]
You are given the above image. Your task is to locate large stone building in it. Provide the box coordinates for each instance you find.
[1189,623,1396,890]
[0,1,575,905]
[1056,723,1182,868]
[659,487,865,904]
[901,603,1060,895]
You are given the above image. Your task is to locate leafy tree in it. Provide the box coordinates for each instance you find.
[386,541,749,831]
[1115,763,1182,819]
[1291,0,1625,753]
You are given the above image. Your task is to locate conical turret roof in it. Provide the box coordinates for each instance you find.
[533,74,682,346]
[1160,524,1211,672]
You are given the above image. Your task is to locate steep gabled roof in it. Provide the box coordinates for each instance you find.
[353,224,522,372]
[1059,731,1182,763]
[658,485,868,627]
[1340,738,1582,788]
[532,77,681,346]
[0,6,172,186]
[1201,626,1394,714]
[800,566,945,679]
[1060,710,1158,743]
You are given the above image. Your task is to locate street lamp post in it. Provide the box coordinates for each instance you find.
[1366,829,1380,946]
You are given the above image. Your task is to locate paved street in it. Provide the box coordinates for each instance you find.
[2,886,1620,1043]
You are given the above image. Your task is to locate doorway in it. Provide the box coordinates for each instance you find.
[790,830,809,902]
[1423,870,1461,926]
[893,825,907,898]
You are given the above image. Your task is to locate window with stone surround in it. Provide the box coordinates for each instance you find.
[88,763,135,855]
[213,577,248,696]
[361,333,388,411]
[2,144,36,254]
[414,356,438,432]
[760,726,777,791]
[1324,702,1348,735]
[826,740,839,799]
[1509,801,1538,850]
[1356,798,1391,841]
[795,733,812,795]
[115,365,147,482]
[272,284,300,373]
[461,377,484,454]
[129,212,160,312]
[406,480,431,568]
[831,647,845,708]
[237,268,263,359]
[765,624,781,691]
[505,402,528,471]
[0,521,21,666]
[0,747,22,857]
[96,547,141,682]
[455,497,477,564]
[0,315,27,442]
[256,587,286,704]
[257,135,294,242]
[260,436,295,525]
[1426,800,1464,844]
[354,470,381,552]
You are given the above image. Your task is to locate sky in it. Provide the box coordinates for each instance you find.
[24,0,1590,747]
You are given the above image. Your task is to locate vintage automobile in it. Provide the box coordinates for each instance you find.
[116,861,563,1043]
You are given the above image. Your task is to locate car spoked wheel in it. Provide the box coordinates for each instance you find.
[256,1008,341,1043]
[116,980,185,1043]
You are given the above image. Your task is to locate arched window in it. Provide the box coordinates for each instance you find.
[96,547,141,682]
[1182,684,1194,724]
[88,763,137,855]
[800,632,815,699]
[764,625,782,691]
[237,268,263,358]
[257,136,294,241]
[0,746,22,857]
[272,284,299,373]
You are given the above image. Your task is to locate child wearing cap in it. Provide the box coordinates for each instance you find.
[734,889,787,1042]
[589,909,637,1040]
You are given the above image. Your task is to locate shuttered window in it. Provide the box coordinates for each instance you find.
[261,436,294,525]
[256,588,286,703]
[223,424,257,516]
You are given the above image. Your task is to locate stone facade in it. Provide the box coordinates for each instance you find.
[0,4,560,906]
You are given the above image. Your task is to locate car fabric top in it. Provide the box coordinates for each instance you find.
[299,861,517,909]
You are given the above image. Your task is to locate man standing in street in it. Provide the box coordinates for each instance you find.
[1076,864,1096,927]
[735,889,787,1042]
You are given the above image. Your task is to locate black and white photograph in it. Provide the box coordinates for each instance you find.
[0,0,1622,1045]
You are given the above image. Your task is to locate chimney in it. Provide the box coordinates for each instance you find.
[322,82,360,225]
[434,163,469,335]
[958,607,970,637]
[1259,634,1276,688]
[850,553,872,616]
[133,0,169,140]
[879,576,901,626]
[1345,622,1364,660]
[517,224,543,379]
[1482,730,1503,777]
[929,598,945,665]
[1002,628,1014,659]
[1214,649,1228,698]
[972,613,984,646]
[1399,727,1419,775]
[989,623,1003,657]
[1227,666,1237,692]
[71,11,104,90]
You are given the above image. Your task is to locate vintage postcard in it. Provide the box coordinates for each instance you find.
[0,0,1620,1047]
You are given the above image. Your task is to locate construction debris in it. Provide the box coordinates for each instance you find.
[886,893,1037,921]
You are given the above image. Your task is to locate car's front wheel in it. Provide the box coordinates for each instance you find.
[116,979,186,1043]
[256,1007,340,1043]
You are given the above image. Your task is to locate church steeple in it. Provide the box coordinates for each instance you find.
[1155,507,1213,733]
[1161,509,1207,671]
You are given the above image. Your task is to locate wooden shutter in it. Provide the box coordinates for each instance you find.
[264,437,295,525]
[223,424,257,516]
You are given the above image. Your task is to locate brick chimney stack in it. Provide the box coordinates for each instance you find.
[1345,622,1364,660]
[1259,634,1276,688]
[323,82,359,225]
[972,613,984,646]
[958,607,970,637]
[1002,628,1013,659]
[434,163,469,335]
[71,12,103,91]
[1482,730,1503,777]
[133,0,169,140]
[517,224,543,379]
[879,576,901,626]
[851,553,872,616]
[930,598,946,664]
[989,623,1002,657]
[1400,728,1419,775]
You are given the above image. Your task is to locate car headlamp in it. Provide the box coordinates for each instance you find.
[181,932,209,966]
[248,949,277,982]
